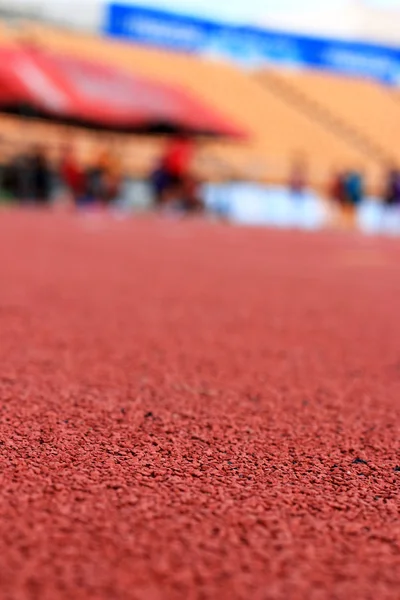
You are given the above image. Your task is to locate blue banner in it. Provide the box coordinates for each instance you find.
[104,3,400,84]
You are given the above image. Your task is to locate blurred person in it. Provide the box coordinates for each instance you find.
[97,147,113,204]
[0,159,15,203]
[288,155,308,228]
[343,169,364,229]
[82,145,121,207]
[82,164,100,207]
[0,154,15,201]
[6,146,34,202]
[31,145,52,205]
[328,170,346,228]
[289,155,307,200]
[150,133,203,212]
[180,175,204,214]
[383,166,400,207]
[0,138,9,203]
[382,166,400,232]
[60,144,84,206]
[81,145,109,207]
[150,164,170,206]
[102,147,123,205]
[163,133,194,183]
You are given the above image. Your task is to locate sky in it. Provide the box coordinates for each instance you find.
[123,0,347,22]
[6,0,400,41]
[123,0,400,23]
[8,0,400,23]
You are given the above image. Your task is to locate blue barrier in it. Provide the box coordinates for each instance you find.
[104,3,400,84]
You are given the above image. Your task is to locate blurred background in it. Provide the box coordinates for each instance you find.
[1,0,400,232]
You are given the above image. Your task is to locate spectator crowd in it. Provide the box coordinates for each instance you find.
[0,143,122,207]
[1,139,400,229]
[0,136,203,213]
[328,167,400,228]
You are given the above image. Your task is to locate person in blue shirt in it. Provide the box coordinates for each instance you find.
[343,169,364,229]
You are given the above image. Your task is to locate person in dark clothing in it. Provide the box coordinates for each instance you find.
[80,147,114,207]
[29,146,52,205]
[382,167,400,232]
[6,151,34,202]
[0,154,15,202]
[150,166,171,206]
[345,170,364,205]
[383,167,400,208]
[342,169,364,229]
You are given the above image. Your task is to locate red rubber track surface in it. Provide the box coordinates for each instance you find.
[0,211,399,600]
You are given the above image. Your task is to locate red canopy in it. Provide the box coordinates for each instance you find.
[0,44,245,138]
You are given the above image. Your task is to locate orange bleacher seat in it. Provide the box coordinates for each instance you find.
[13,23,379,187]
[263,68,400,168]
[1,21,392,190]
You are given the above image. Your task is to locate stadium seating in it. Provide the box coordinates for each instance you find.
[10,23,381,187]
[0,21,390,189]
[257,68,400,171]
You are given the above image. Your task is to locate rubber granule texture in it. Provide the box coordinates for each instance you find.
[0,211,399,600]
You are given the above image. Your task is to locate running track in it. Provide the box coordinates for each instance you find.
[0,210,399,600]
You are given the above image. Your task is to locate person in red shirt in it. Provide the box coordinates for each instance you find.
[152,134,202,210]
[60,144,84,206]
[162,134,194,183]
[328,169,347,228]
[150,133,204,213]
